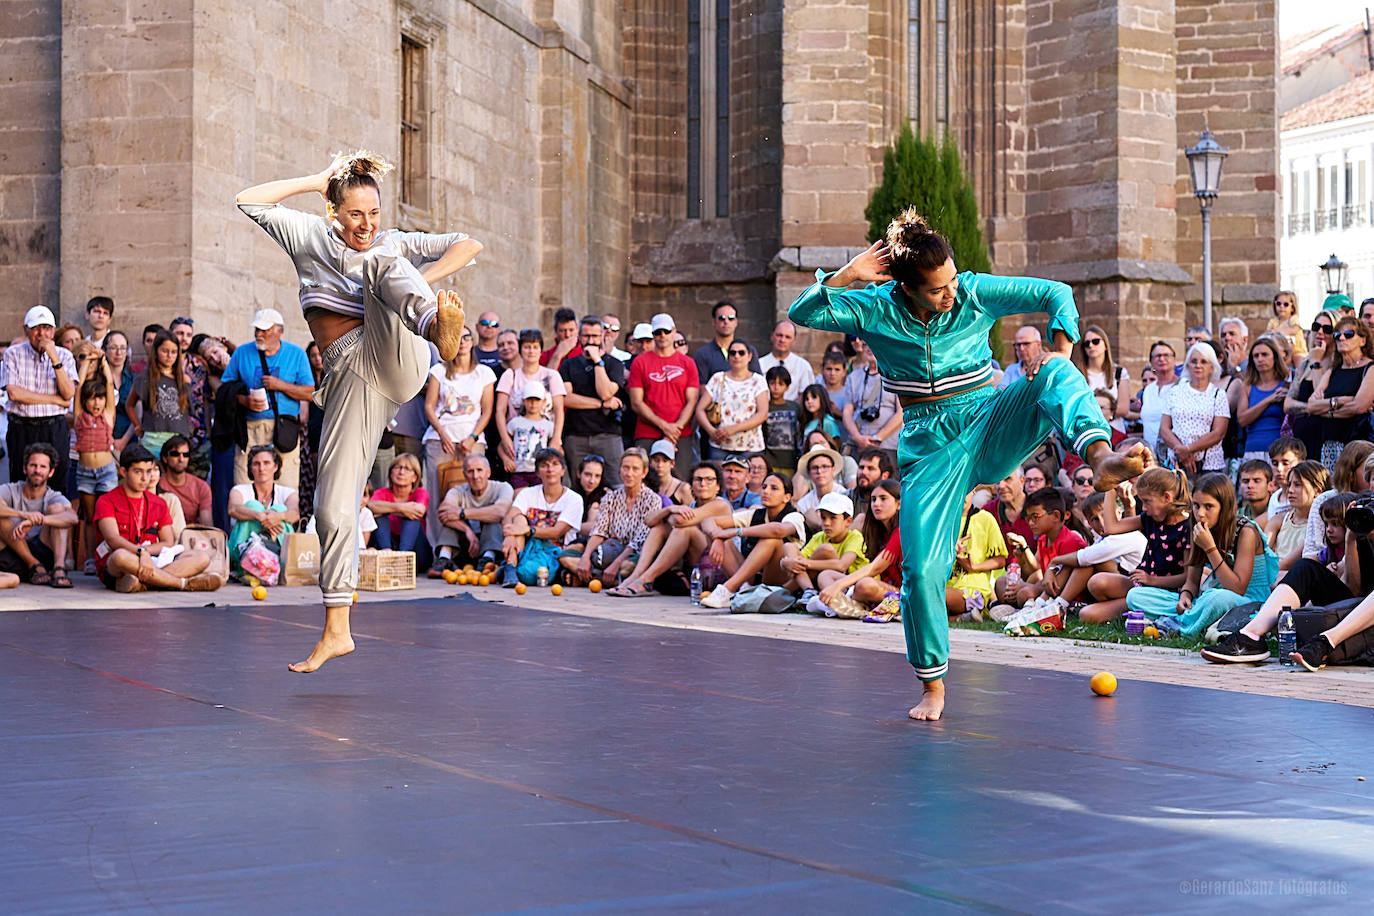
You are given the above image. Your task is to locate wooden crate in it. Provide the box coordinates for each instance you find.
[357,549,416,591]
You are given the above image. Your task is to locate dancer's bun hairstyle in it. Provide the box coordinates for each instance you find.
[885,206,954,288]
[325,151,395,209]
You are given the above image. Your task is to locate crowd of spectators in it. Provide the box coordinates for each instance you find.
[6,290,1374,672]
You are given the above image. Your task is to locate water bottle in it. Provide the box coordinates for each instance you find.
[1277,608,1296,667]
[1004,561,1022,590]
[690,567,702,605]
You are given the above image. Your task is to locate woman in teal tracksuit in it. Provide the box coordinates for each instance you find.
[790,209,1146,720]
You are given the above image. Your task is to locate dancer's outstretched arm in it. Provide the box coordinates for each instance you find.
[420,237,484,286]
[235,158,335,206]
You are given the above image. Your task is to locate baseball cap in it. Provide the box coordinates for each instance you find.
[24,306,56,328]
[251,308,285,330]
[650,313,675,333]
[649,440,676,459]
[522,381,548,401]
[721,454,750,469]
[816,491,855,517]
[632,323,653,341]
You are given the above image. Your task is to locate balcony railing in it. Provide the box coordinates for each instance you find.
[1286,206,1374,235]
[1346,204,1369,228]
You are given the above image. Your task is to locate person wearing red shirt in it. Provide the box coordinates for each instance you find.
[1005,486,1086,607]
[93,444,220,592]
[627,312,700,476]
[539,307,582,371]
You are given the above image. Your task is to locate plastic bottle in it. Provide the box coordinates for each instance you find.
[1004,561,1022,590]
[690,567,702,605]
[1277,608,1296,666]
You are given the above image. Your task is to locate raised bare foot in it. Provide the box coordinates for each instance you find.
[1092,442,1149,492]
[433,289,466,362]
[908,680,946,721]
[288,632,355,673]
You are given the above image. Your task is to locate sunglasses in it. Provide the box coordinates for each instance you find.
[652,329,673,336]
[674,340,689,348]
[478,319,500,328]
[715,314,738,322]
[602,324,619,333]
[1334,329,1360,341]
[166,450,190,458]
[173,316,194,327]
[1312,322,1332,333]
[1074,475,1093,485]
[1083,338,1104,347]
[728,349,748,357]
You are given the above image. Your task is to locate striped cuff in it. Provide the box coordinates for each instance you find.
[322,590,354,608]
[914,661,948,682]
[1072,426,1112,457]
[416,304,438,339]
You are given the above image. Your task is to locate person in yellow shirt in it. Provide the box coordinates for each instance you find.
[780,491,867,605]
[947,486,1009,621]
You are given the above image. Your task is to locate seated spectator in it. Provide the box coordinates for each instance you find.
[945,484,1008,621]
[747,452,768,498]
[158,435,214,528]
[561,448,660,585]
[431,455,513,575]
[1127,472,1276,636]
[93,444,220,592]
[608,461,731,597]
[0,443,78,588]
[1021,463,1050,495]
[780,492,866,604]
[794,443,843,531]
[799,383,843,443]
[847,446,894,518]
[720,454,760,509]
[1265,436,1306,517]
[1038,491,1146,613]
[793,429,858,497]
[696,342,768,462]
[1079,468,1191,623]
[368,453,430,566]
[699,472,808,607]
[648,440,692,504]
[987,466,1033,544]
[571,454,608,540]
[505,382,556,488]
[227,445,300,579]
[305,480,376,550]
[497,448,583,587]
[812,482,906,621]
[1237,337,1290,462]
[995,487,1086,611]
[73,375,118,574]
[1265,460,1327,571]
[1236,458,1274,526]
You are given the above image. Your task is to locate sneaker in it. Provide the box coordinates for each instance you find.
[955,607,983,623]
[806,594,837,617]
[1200,631,1270,664]
[478,550,500,569]
[499,564,519,588]
[988,603,1019,622]
[699,584,734,609]
[428,556,453,579]
[1292,635,1332,672]
[83,558,97,576]
[829,591,868,619]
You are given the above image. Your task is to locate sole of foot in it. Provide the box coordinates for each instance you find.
[288,634,356,674]
[434,289,466,362]
[115,574,145,593]
[1093,443,1150,492]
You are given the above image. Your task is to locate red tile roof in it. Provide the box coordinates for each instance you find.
[1282,69,1374,130]
[1282,23,1365,75]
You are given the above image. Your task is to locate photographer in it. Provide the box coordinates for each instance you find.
[841,338,900,468]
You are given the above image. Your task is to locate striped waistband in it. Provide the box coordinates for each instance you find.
[321,326,363,368]
[901,384,995,417]
[883,362,994,399]
[301,286,364,319]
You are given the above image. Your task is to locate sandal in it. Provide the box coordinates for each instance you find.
[28,563,51,586]
[50,567,73,588]
[608,579,657,598]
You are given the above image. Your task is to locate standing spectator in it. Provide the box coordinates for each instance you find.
[1284,314,1333,459]
[431,454,513,574]
[131,323,167,374]
[988,467,1034,544]
[758,320,815,401]
[602,314,632,363]
[1267,290,1306,359]
[1308,316,1374,469]
[1135,340,1180,452]
[996,326,1042,389]
[1218,317,1250,377]
[820,350,850,418]
[474,311,504,372]
[423,325,495,543]
[73,375,117,573]
[4,307,76,494]
[101,331,137,452]
[694,300,759,384]
[720,454,760,509]
[540,307,582,370]
[505,383,556,488]
[560,316,626,486]
[389,366,435,473]
[1160,342,1230,475]
[696,341,768,461]
[1237,337,1290,461]
[0,443,78,587]
[1072,324,1130,432]
[220,308,314,490]
[629,323,654,360]
[496,328,520,373]
[126,329,194,460]
[56,323,83,355]
[170,320,213,477]
[799,384,843,442]
[762,366,801,474]
[628,313,700,477]
[169,316,195,353]
[157,434,214,528]
[84,296,114,348]
[495,328,566,471]
[841,338,900,466]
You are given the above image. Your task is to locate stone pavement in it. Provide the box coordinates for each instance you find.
[8,575,1374,709]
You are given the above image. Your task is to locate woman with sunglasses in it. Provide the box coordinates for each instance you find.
[1284,314,1334,458]
[1071,324,1130,433]
[1308,316,1374,469]
[695,343,768,461]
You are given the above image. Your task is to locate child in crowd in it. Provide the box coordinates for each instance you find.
[809,479,905,619]
[1265,460,1328,571]
[1265,436,1306,517]
[997,487,1086,613]
[1079,467,1192,623]
[1236,458,1274,527]
[781,491,865,605]
[1318,492,1357,573]
[1036,491,1147,612]
[1128,472,1276,637]
[506,383,555,488]
[763,366,801,475]
[799,384,843,443]
[947,485,1008,621]
[820,352,850,416]
[74,377,118,575]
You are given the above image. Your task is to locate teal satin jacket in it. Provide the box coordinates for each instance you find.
[789,269,1082,399]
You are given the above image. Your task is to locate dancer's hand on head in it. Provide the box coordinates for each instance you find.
[318,154,351,192]
[836,240,893,286]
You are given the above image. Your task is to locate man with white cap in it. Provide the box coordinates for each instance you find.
[630,323,654,360]
[627,312,700,477]
[220,307,316,489]
[4,307,77,490]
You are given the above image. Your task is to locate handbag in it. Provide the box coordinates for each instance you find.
[257,348,300,453]
[437,458,464,502]
[705,376,723,426]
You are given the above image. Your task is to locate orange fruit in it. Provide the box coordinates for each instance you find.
[514,582,527,595]
[588,579,602,593]
[1090,671,1117,696]
[550,584,563,596]
[443,569,459,584]
[484,562,497,574]
[352,592,358,604]
[1142,625,1160,639]
[478,574,491,586]
[251,585,267,601]
[457,572,469,585]
[463,564,475,573]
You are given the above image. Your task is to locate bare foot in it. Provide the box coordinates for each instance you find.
[433,289,466,362]
[1091,442,1149,492]
[908,679,946,721]
[115,574,145,593]
[288,632,355,673]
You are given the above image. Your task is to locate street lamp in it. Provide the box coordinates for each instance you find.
[1320,254,1349,310]
[1184,127,1229,332]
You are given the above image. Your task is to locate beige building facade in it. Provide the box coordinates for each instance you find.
[3,0,1278,371]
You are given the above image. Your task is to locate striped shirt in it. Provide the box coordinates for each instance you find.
[2,342,77,418]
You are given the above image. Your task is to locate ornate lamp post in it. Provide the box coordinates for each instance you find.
[1184,128,1229,332]
[1320,253,1351,311]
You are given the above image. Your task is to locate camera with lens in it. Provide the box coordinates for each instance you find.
[1345,494,1374,536]
[859,405,881,423]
